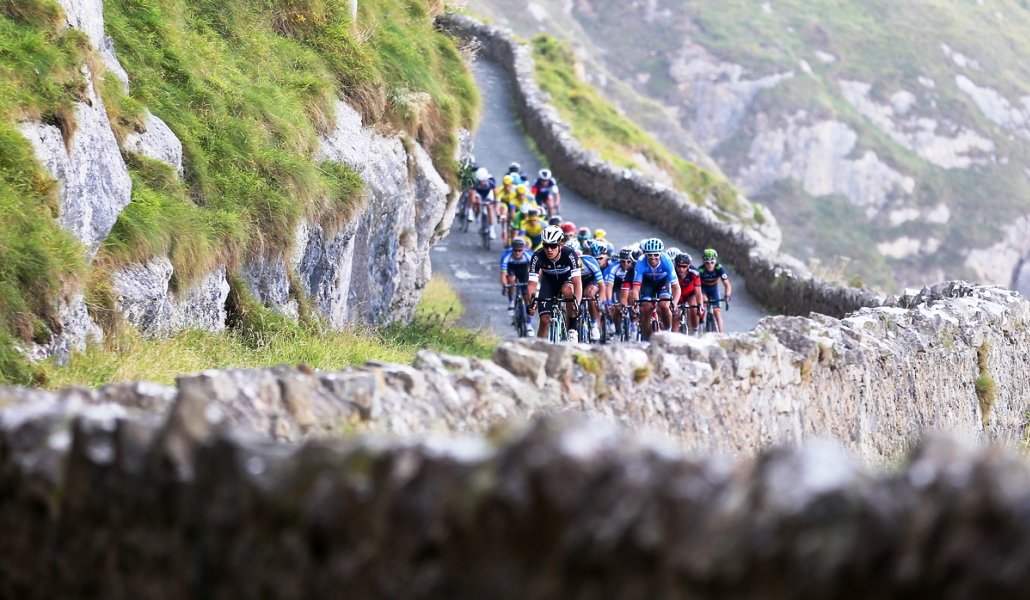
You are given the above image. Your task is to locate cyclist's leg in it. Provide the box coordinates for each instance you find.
[657,286,673,331]
[585,284,600,321]
[535,277,555,338]
[560,279,577,331]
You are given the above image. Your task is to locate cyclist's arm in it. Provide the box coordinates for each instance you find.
[723,275,732,300]
[694,285,704,308]
[670,280,681,306]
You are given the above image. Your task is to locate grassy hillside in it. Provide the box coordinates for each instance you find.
[38,275,497,389]
[0,0,479,385]
[529,34,763,227]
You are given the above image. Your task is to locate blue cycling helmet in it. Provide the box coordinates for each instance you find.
[641,238,664,253]
[587,240,607,256]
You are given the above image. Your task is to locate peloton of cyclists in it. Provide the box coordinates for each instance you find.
[466,159,738,341]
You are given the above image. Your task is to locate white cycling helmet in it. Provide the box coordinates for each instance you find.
[541,225,565,245]
[475,167,489,182]
[664,247,682,260]
[539,168,551,179]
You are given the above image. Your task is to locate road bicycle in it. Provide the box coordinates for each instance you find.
[478,204,493,251]
[703,298,728,334]
[456,188,471,233]
[677,303,703,336]
[619,304,636,342]
[504,283,530,338]
[534,297,578,344]
[634,298,668,341]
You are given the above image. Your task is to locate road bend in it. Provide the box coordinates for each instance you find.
[431,58,769,337]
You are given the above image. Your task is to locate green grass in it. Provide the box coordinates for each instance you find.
[529,34,749,220]
[36,274,498,389]
[0,1,91,385]
[0,0,479,384]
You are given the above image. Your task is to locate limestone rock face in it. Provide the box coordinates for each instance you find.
[26,293,104,365]
[123,110,184,175]
[18,77,132,258]
[295,100,451,327]
[111,257,230,337]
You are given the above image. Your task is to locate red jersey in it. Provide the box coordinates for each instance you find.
[678,267,701,298]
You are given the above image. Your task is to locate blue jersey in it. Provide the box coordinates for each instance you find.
[632,254,675,286]
[501,248,532,280]
[580,255,604,286]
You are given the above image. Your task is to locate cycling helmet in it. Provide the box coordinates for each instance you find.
[503,175,513,185]
[577,227,591,239]
[587,240,607,256]
[475,167,489,182]
[593,229,607,239]
[539,168,551,179]
[516,184,527,194]
[664,247,681,260]
[542,225,565,245]
[703,249,718,262]
[548,216,562,226]
[618,247,633,261]
[511,238,526,250]
[561,222,577,234]
[527,207,541,218]
[631,249,644,262]
[509,162,521,173]
[641,238,665,253]
[674,253,692,265]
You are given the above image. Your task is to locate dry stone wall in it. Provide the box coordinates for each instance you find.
[4,282,1025,461]
[439,14,883,319]
[1,394,1030,598]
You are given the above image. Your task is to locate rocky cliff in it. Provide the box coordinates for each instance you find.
[17,0,454,363]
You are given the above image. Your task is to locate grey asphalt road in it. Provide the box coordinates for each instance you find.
[431,59,769,337]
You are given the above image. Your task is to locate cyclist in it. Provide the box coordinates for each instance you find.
[607,248,636,336]
[548,216,563,227]
[469,168,497,239]
[494,176,518,245]
[508,187,537,245]
[575,227,592,254]
[561,222,577,247]
[521,207,546,249]
[501,238,533,325]
[507,162,527,185]
[664,247,682,262]
[580,240,608,340]
[630,238,680,341]
[698,249,732,333]
[594,229,616,256]
[532,168,561,217]
[527,225,583,342]
[672,253,704,334]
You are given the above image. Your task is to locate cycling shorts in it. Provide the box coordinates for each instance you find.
[702,285,723,303]
[638,280,671,302]
[538,276,572,309]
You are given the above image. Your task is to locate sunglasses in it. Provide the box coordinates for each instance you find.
[646,253,662,258]
[675,264,689,268]
[704,260,716,265]
[543,243,561,249]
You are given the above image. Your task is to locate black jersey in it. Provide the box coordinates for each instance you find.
[529,245,582,284]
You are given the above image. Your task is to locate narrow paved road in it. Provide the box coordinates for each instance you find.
[432,59,768,336]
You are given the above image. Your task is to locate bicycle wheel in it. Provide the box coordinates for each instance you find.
[578,301,590,343]
[599,310,610,345]
[552,307,568,343]
[459,192,470,233]
[515,296,528,337]
[619,309,630,342]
